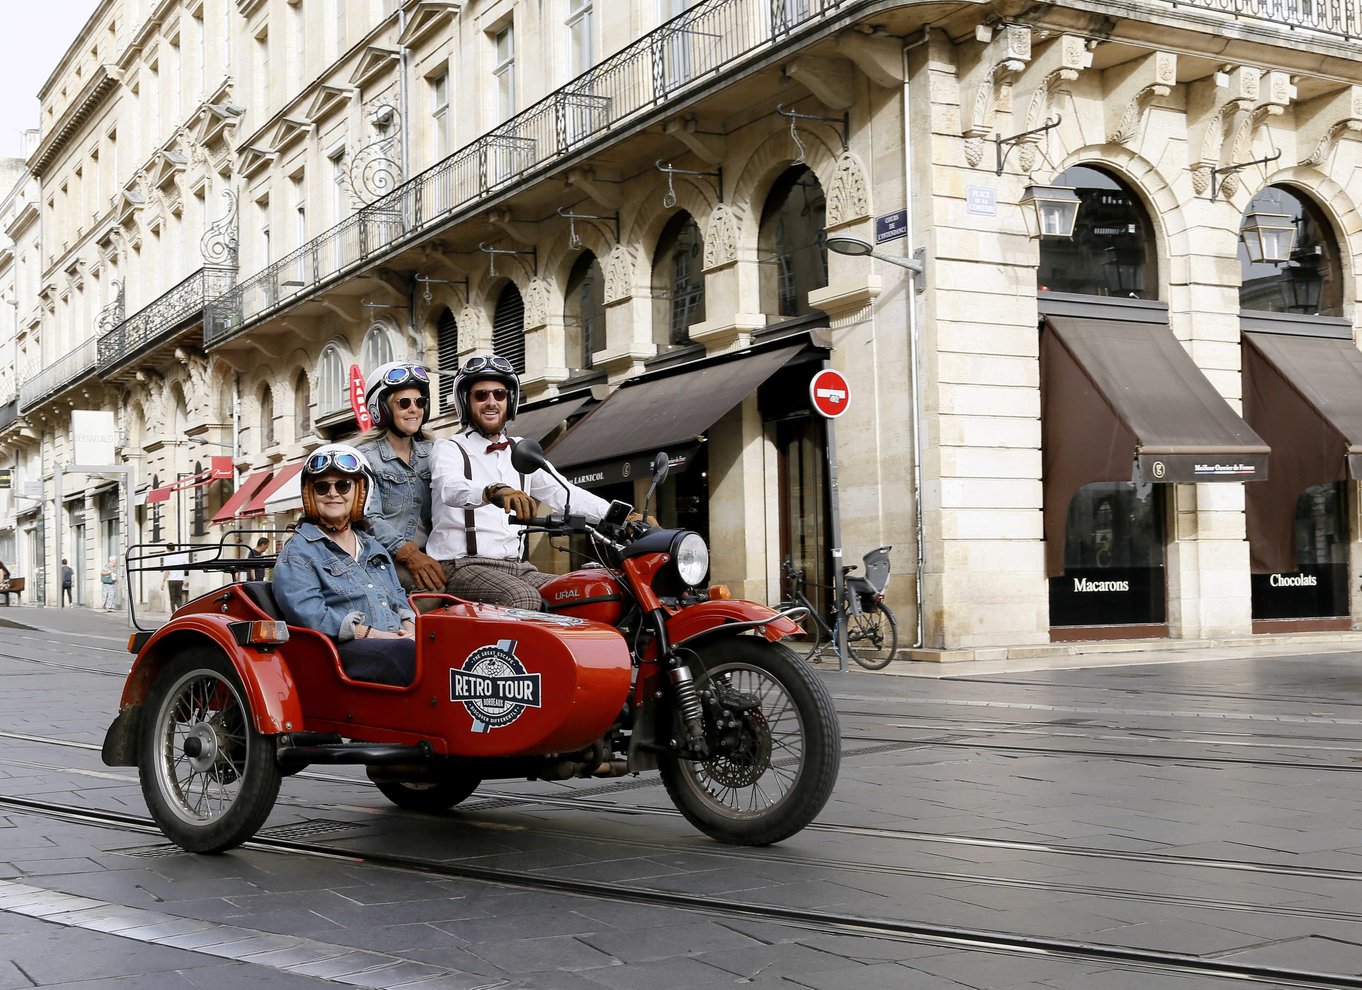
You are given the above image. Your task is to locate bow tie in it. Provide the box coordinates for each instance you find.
[486,440,511,453]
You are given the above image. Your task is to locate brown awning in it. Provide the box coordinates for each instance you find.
[509,395,593,446]
[1042,316,1269,576]
[1243,332,1362,573]
[547,344,805,470]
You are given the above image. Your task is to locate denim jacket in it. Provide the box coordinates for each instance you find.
[355,434,434,555]
[273,522,415,640]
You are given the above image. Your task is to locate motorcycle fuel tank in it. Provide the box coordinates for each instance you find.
[540,568,626,625]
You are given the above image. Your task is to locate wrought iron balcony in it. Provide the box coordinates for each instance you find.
[0,398,17,433]
[18,338,99,413]
[203,0,1358,347]
[98,267,236,375]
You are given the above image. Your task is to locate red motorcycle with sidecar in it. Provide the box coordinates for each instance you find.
[102,442,840,853]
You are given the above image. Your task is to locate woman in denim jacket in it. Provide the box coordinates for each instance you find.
[273,444,416,686]
[354,362,444,595]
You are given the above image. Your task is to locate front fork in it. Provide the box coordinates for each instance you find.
[651,609,711,757]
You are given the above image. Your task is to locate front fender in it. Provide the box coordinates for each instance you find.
[117,615,303,737]
[665,600,802,646]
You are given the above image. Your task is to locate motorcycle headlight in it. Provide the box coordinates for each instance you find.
[673,532,709,587]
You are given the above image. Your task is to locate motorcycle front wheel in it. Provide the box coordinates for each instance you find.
[139,647,281,853]
[660,637,840,846]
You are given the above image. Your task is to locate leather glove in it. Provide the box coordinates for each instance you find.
[394,541,445,590]
[626,512,659,527]
[486,485,536,521]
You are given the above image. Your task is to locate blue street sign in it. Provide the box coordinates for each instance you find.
[875,209,908,244]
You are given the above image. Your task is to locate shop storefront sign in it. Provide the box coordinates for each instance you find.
[1250,566,1347,619]
[0,469,9,489]
[348,364,373,431]
[567,448,696,490]
[1049,566,1167,627]
[1137,452,1267,484]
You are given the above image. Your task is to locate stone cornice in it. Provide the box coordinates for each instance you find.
[29,66,123,177]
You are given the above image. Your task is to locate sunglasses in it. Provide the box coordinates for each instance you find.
[310,479,354,497]
[305,450,363,474]
[460,355,514,375]
[471,387,509,402]
[393,395,428,410]
[381,365,430,386]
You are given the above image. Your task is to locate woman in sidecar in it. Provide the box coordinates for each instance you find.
[271,444,417,686]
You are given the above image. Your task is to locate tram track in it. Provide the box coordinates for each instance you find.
[0,793,1358,989]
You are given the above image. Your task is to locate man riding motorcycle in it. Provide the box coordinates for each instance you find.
[427,354,611,609]
[354,361,446,595]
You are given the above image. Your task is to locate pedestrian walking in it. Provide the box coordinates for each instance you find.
[161,544,189,612]
[60,559,74,606]
[247,537,271,581]
[100,556,119,612]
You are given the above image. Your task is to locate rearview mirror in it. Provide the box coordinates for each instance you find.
[510,439,548,474]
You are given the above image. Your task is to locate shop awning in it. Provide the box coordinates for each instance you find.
[241,462,304,516]
[546,345,805,484]
[510,395,594,446]
[211,469,273,525]
[173,456,234,492]
[145,485,172,504]
[1041,316,1270,576]
[1243,331,1362,573]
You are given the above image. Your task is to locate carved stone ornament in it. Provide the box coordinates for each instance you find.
[603,245,635,302]
[1109,52,1177,145]
[523,278,552,329]
[458,305,482,352]
[702,203,739,269]
[825,152,871,226]
[1015,35,1093,172]
[1192,66,1260,194]
[200,188,239,268]
[964,25,1032,141]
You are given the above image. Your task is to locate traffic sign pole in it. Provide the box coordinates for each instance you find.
[812,364,850,672]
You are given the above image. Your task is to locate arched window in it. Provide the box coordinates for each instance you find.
[1038,166,1158,301]
[758,165,827,319]
[436,307,459,414]
[651,211,705,348]
[362,323,395,370]
[316,344,345,417]
[565,251,604,372]
[492,283,526,373]
[1238,185,1343,318]
[259,385,275,449]
[293,371,311,438]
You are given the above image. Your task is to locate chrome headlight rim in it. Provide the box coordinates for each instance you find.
[671,531,710,588]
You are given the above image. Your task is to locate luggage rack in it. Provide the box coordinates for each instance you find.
[124,529,293,632]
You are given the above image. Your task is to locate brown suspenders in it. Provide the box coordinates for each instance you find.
[450,434,525,560]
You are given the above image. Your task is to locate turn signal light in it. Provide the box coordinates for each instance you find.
[708,584,733,601]
[228,620,291,646]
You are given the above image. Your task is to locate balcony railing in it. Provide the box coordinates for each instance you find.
[1159,0,1360,37]
[0,398,16,433]
[204,0,1358,346]
[98,266,236,374]
[19,338,98,412]
[206,0,857,344]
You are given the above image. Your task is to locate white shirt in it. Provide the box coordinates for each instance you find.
[427,430,612,561]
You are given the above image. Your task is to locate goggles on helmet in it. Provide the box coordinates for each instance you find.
[381,365,430,387]
[459,355,514,376]
[305,450,364,475]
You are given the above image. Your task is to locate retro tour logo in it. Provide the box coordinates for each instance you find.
[450,639,543,732]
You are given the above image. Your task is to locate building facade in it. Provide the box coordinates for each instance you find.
[0,0,1359,656]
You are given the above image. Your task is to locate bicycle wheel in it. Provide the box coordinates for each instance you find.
[842,603,899,670]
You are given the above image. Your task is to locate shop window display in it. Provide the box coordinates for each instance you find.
[1050,481,1166,627]
[1251,483,1347,619]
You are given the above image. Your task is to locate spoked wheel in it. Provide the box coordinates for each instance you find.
[366,768,480,812]
[843,604,898,670]
[139,648,281,853]
[660,637,840,846]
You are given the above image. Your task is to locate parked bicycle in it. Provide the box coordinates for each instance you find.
[777,548,898,671]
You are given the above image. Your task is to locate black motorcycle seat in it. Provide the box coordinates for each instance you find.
[240,581,284,622]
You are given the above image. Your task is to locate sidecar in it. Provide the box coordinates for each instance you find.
[102,577,633,853]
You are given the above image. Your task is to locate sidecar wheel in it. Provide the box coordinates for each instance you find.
[368,771,480,812]
[660,637,840,846]
[139,648,281,853]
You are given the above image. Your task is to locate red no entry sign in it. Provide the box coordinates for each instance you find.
[809,368,851,418]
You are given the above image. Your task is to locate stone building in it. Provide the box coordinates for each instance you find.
[0,0,1359,657]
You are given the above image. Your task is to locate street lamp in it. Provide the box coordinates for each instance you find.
[825,235,924,274]
[1239,211,1297,264]
[1281,260,1323,314]
[1019,185,1081,239]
